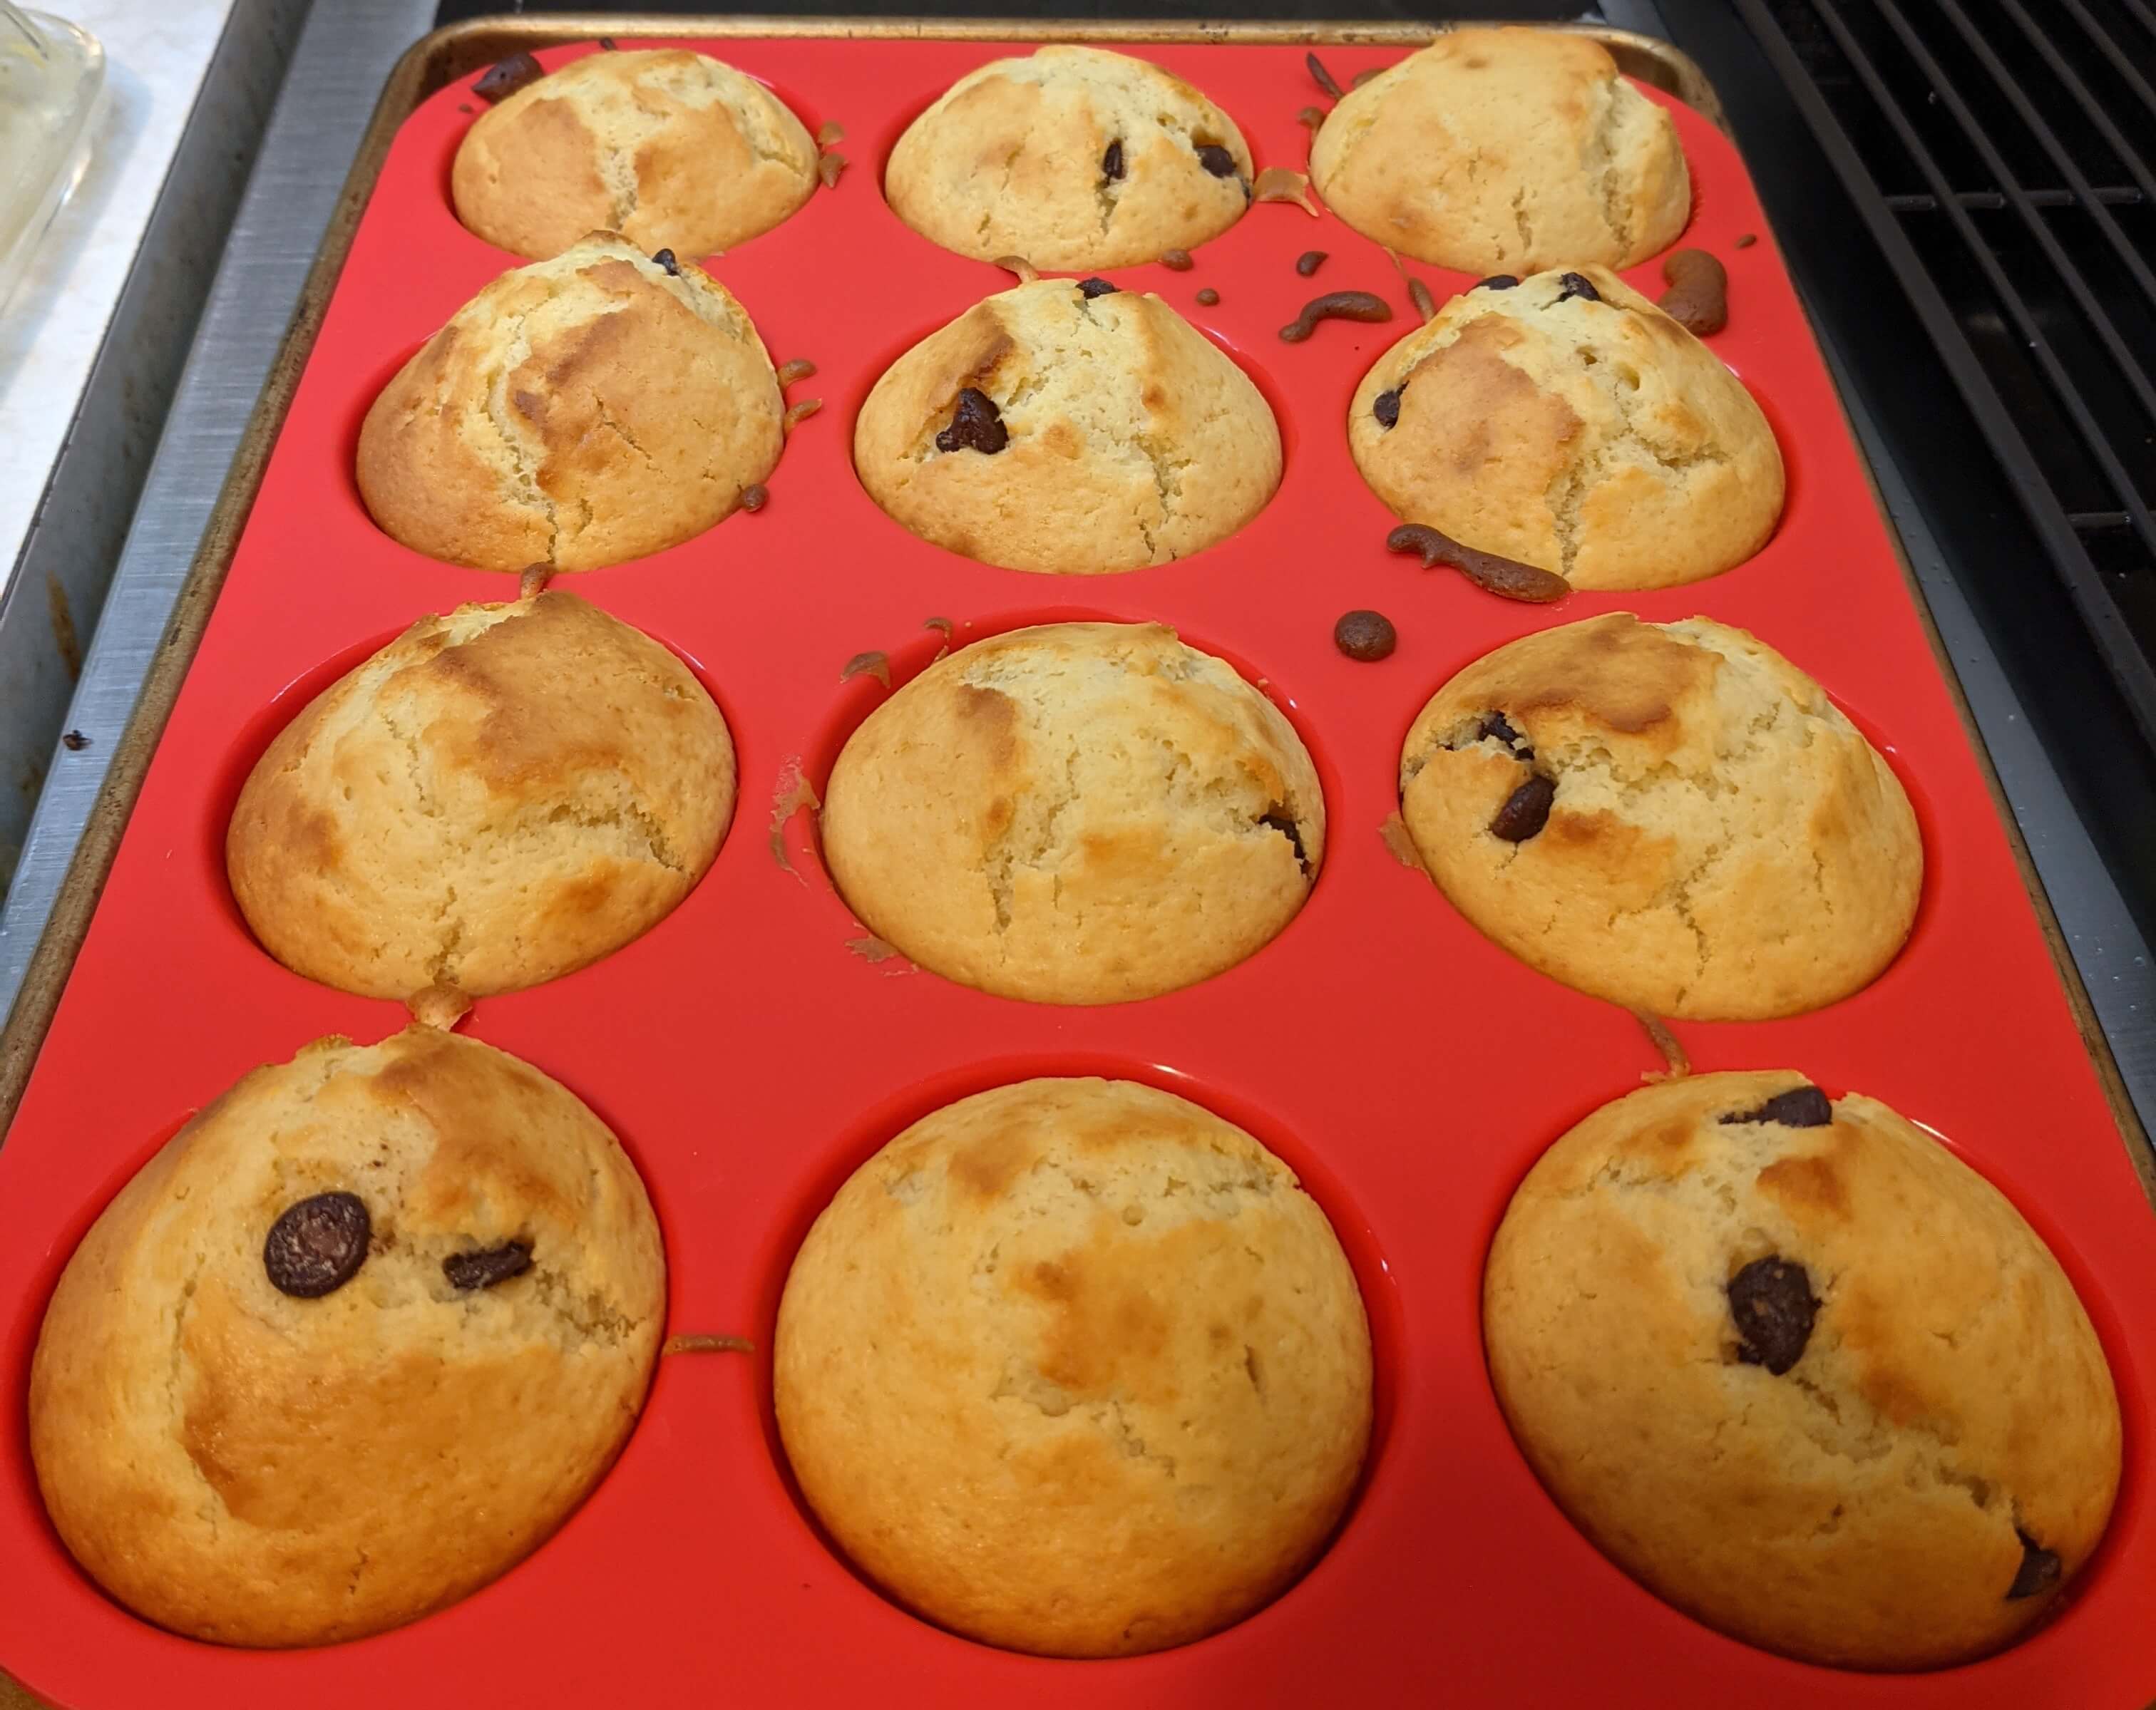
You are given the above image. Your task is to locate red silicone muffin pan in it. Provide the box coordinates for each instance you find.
[1,26,2152,1710]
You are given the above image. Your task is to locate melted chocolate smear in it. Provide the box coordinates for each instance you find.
[1077,277,1118,298]
[264,1192,371,1299]
[443,1240,533,1292]
[1385,523,1569,603]
[1728,1256,1820,1376]
[1489,773,1555,842]
[473,53,542,104]
[1259,808,1312,875]
[2008,1530,2063,1601]
[935,388,1008,454]
[651,248,679,276]
[1372,387,1402,428]
[1474,274,1520,291]
[1554,272,1602,304]
[1721,1086,1834,1128]
[1102,140,1124,182]
[1279,290,1392,342]
[1196,143,1238,178]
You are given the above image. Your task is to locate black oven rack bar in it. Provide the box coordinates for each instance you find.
[1734,0,2156,743]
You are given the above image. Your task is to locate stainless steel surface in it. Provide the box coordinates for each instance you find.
[0,0,307,887]
[1817,332,2156,1133]
[0,0,435,1019]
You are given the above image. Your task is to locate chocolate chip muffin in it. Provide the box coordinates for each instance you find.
[1397,614,1920,1019]
[820,622,1322,1004]
[1311,28,1690,273]
[1484,1071,2121,1670]
[885,46,1252,269]
[227,591,734,1001]
[357,233,781,572]
[1350,265,1782,590]
[776,1076,1372,1657]
[453,48,817,261]
[853,278,1279,575]
[29,1026,666,1648]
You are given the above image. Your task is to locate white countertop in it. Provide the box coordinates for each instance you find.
[0,0,241,590]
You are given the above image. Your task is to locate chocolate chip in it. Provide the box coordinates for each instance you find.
[61,729,88,751]
[651,248,679,276]
[1474,274,1520,291]
[1554,272,1601,304]
[1077,277,1118,298]
[1160,248,1194,272]
[1279,290,1393,342]
[2007,1530,2062,1600]
[1102,139,1124,182]
[597,36,617,50]
[264,1192,371,1299]
[1195,287,1219,306]
[443,1240,533,1292]
[1334,610,1395,661]
[1659,247,1730,336]
[1478,712,1530,757]
[1735,232,1758,249]
[1304,51,1345,101]
[1721,1086,1834,1128]
[1196,143,1238,177]
[473,52,542,104]
[1489,773,1556,841]
[935,387,1008,454]
[740,483,769,513]
[1728,1256,1820,1376]
[1372,387,1402,428]
[1258,807,1311,875]
[1296,249,1328,277]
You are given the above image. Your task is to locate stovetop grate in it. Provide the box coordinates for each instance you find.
[1742,0,2156,738]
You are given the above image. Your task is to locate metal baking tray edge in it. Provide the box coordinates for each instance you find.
[0,12,2144,1216]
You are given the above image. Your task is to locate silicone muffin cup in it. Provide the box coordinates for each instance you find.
[0,26,2149,1710]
